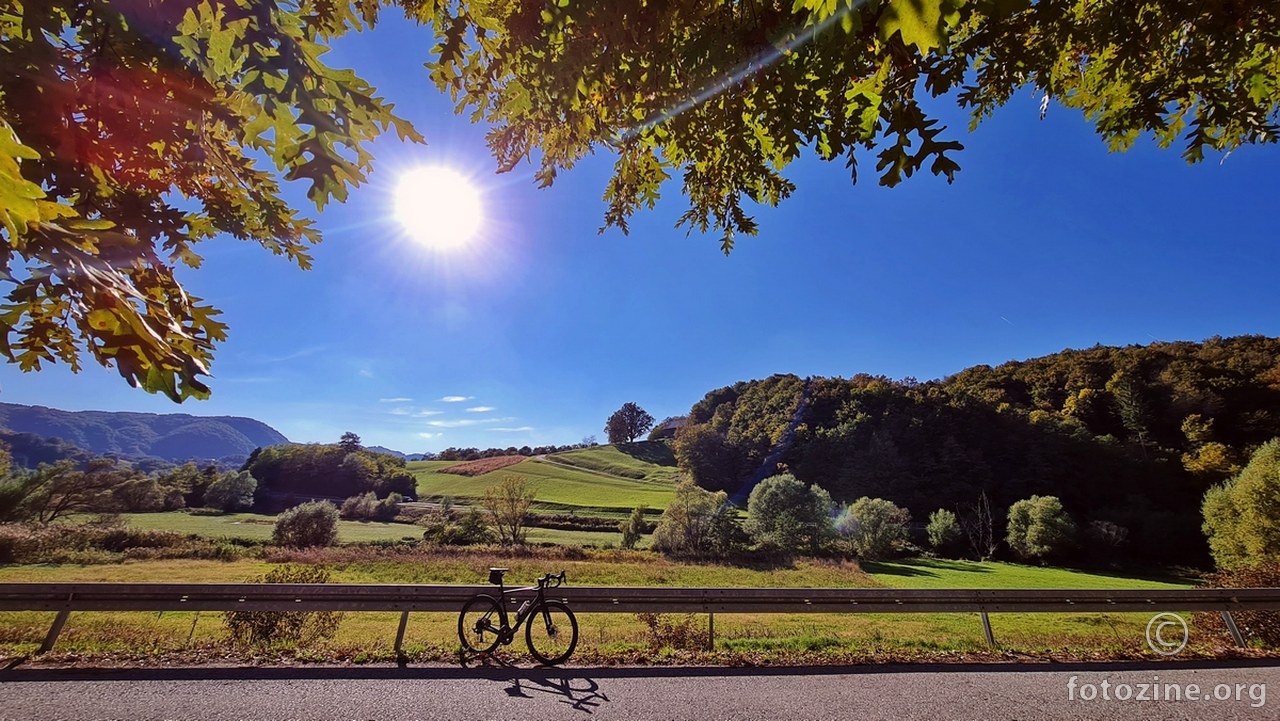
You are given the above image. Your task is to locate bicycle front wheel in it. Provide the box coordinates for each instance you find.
[525,600,578,666]
[458,594,503,654]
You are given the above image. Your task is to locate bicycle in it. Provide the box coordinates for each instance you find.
[457,568,579,666]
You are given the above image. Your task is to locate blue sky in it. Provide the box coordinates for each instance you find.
[2,14,1279,454]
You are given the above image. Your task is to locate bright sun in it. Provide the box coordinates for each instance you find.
[393,166,483,249]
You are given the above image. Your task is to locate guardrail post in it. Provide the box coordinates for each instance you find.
[38,609,71,654]
[394,611,411,656]
[1220,611,1246,648]
[708,613,715,651]
[979,611,997,649]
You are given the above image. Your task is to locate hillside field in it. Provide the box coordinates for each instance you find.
[409,442,679,514]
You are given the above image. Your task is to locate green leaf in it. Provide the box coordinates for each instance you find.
[877,0,964,53]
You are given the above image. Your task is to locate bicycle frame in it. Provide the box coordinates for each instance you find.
[479,570,564,644]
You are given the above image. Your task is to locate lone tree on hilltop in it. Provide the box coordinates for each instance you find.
[605,403,655,444]
[338,432,363,453]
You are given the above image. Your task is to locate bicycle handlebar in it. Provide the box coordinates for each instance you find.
[537,570,567,589]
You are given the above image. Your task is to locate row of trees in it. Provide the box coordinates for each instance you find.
[0,445,262,524]
[641,471,1136,566]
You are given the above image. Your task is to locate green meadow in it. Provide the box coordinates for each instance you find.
[409,449,677,514]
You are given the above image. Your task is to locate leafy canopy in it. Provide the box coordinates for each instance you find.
[0,0,419,400]
[5,1,1277,398]
[418,0,1279,252]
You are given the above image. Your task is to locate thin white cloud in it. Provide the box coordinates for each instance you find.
[358,368,374,378]
[388,407,412,416]
[415,410,444,417]
[466,406,495,413]
[441,395,472,403]
[380,397,413,403]
[427,419,482,428]
[488,426,534,433]
[417,432,442,440]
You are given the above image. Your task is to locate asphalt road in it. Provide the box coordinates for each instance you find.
[2,660,1277,721]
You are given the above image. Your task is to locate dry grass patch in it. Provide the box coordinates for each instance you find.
[437,456,528,476]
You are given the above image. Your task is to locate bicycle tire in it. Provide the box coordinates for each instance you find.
[458,594,503,654]
[524,600,578,666]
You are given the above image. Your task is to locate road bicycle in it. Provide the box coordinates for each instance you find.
[457,568,579,666]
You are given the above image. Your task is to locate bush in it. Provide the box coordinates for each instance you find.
[834,497,912,560]
[1202,438,1280,570]
[636,612,708,651]
[1006,495,1077,561]
[419,506,493,545]
[651,480,743,558]
[619,506,647,550]
[273,501,339,548]
[339,491,401,522]
[926,509,961,554]
[223,565,344,646]
[745,474,834,555]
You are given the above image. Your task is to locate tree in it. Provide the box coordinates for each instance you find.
[745,473,834,554]
[1203,439,1280,570]
[671,423,742,492]
[835,497,912,561]
[480,474,536,545]
[272,500,339,548]
[958,492,999,561]
[338,432,363,454]
[418,1,1280,252]
[0,0,419,400]
[1006,495,1077,561]
[651,480,742,558]
[605,402,655,444]
[926,509,962,554]
[19,458,138,524]
[203,471,257,512]
[619,505,648,550]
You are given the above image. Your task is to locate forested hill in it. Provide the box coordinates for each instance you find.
[0,403,289,464]
[673,336,1280,563]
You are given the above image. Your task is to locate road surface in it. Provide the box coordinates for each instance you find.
[2,660,1276,720]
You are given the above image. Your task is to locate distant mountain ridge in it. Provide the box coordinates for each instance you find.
[0,402,290,463]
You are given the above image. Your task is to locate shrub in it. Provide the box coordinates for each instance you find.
[745,474,834,555]
[636,613,708,651]
[651,480,743,558]
[340,492,401,521]
[619,506,647,550]
[1202,438,1280,570]
[223,565,344,646]
[926,509,961,554]
[273,501,339,548]
[835,497,912,561]
[419,506,493,545]
[1006,495,1077,561]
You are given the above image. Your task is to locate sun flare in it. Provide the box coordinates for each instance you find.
[393,166,483,249]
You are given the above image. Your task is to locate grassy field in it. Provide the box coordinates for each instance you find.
[408,451,677,514]
[865,558,1193,589]
[543,442,680,482]
[117,512,640,548]
[0,551,1230,664]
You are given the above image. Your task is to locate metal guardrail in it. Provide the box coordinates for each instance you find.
[2,583,1277,654]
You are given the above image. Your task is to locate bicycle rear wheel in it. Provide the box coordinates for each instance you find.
[458,595,503,654]
[525,600,578,666]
